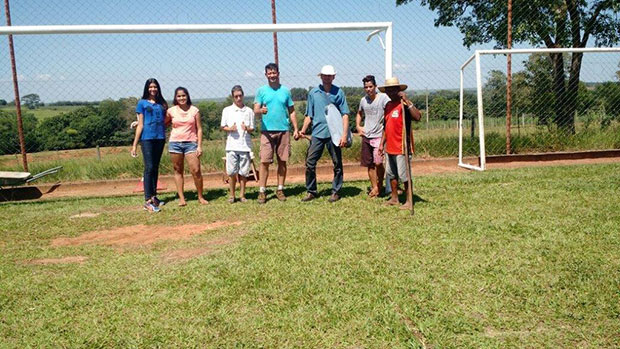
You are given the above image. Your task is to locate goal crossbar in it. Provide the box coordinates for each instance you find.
[458,47,620,171]
[0,22,394,77]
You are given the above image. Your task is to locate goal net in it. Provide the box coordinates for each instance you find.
[0,22,391,173]
[459,47,620,171]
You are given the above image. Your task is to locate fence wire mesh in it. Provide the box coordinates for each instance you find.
[461,52,620,159]
[1,0,619,181]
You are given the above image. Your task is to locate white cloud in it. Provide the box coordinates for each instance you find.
[36,74,52,81]
[394,63,411,70]
[243,71,256,78]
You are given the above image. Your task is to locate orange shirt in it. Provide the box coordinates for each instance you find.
[168,105,199,142]
[384,101,411,155]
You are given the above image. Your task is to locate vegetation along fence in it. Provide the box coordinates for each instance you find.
[1,1,619,181]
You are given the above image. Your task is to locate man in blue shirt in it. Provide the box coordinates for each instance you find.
[300,65,350,202]
[253,63,299,204]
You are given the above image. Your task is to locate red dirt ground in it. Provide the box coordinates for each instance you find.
[2,157,619,201]
[20,222,244,266]
[51,221,242,248]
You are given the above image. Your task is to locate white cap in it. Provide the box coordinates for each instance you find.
[318,65,336,76]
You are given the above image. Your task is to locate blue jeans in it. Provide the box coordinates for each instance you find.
[305,136,343,196]
[141,139,165,201]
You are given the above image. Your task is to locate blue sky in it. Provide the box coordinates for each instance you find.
[0,0,617,102]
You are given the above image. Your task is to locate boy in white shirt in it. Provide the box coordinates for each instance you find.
[221,85,255,203]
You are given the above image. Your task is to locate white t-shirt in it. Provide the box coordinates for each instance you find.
[221,104,255,152]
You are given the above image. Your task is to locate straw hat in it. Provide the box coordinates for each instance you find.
[318,65,337,76]
[378,77,407,92]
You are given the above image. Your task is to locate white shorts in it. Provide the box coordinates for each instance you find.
[226,151,251,177]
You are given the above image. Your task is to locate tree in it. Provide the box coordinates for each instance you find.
[196,101,221,139]
[290,87,308,101]
[36,105,128,150]
[523,53,556,125]
[511,71,532,117]
[0,110,40,155]
[0,99,7,106]
[593,81,620,119]
[616,62,620,81]
[483,70,507,118]
[396,0,620,133]
[37,112,83,150]
[22,93,42,109]
[430,96,459,120]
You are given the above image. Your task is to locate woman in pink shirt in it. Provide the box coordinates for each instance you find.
[165,87,208,206]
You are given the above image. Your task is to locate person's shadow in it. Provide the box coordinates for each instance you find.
[318,186,362,198]
[398,193,427,204]
[165,188,228,203]
[283,186,306,197]
[203,188,228,202]
[242,185,306,202]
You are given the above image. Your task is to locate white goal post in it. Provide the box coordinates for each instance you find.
[0,22,394,79]
[459,47,620,171]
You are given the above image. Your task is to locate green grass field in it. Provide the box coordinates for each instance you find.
[1,163,619,347]
[0,105,82,120]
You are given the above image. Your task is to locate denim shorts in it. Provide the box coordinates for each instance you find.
[168,141,198,154]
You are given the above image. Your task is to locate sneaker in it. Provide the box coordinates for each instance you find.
[328,193,340,203]
[152,196,165,207]
[276,190,287,201]
[258,191,266,204]
[301,193,316,202]
[143,200,160,213]
[228,197,235,204]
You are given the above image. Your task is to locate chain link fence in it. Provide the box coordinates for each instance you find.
[1,0,619,180]
[459,51,620,160]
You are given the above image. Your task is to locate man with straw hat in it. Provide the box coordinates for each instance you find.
[378,77,421,211]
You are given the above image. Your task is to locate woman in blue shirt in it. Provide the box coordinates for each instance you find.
[131,78,168,212]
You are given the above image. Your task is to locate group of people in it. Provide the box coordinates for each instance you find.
[131,63,421,213]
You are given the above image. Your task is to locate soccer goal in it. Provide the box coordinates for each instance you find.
[0,22,394,87]
[0,22,393,166]
[459,47,620,171]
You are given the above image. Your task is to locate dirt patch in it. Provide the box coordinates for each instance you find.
[51,221,242,248]
[161,229,246,262]
[25,256,88,265]
[69,212,100,219]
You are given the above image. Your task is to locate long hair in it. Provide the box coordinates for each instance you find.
[173,86,192,106]
[141,78,168,108]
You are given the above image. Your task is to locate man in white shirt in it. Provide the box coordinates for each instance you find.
[221,85,255,203]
